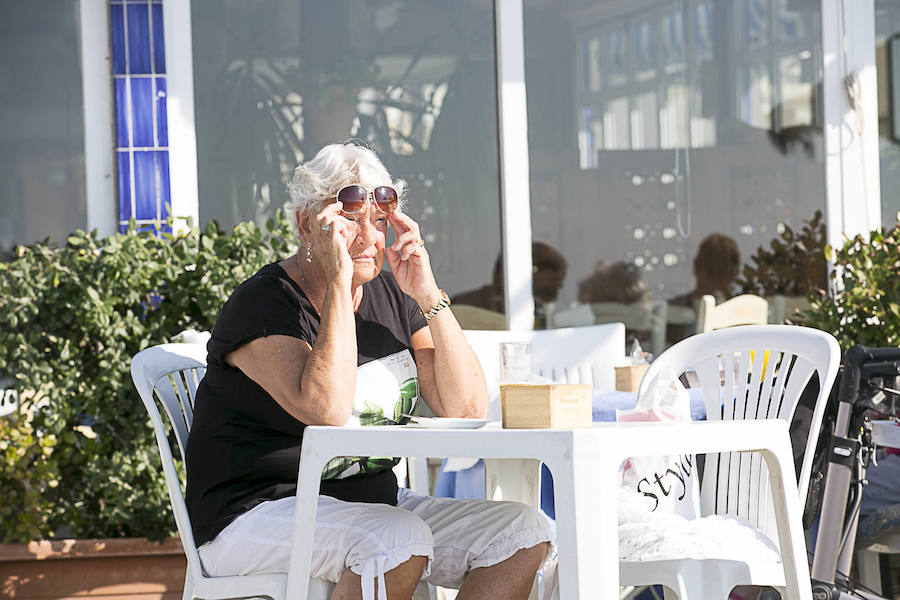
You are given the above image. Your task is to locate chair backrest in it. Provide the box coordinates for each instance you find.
[547,303,594,328]
[450,304,506,330]
[697,293,769,333]
[131,343,210,587]
[464,323,626,419]
[637,325,840,541]
[768,294,812,324]
[590,300,667,357]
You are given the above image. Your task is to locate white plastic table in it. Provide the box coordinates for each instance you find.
[284,420,812,600]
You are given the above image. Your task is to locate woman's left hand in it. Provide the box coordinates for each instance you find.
[386,211,440,305]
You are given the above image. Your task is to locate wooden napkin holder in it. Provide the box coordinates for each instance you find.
[614,364,650,392]
[499,383,592,429]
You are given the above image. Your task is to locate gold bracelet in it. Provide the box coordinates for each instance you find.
[421,289,451,321]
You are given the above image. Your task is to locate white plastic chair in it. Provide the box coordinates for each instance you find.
[589,300,667,358]
[619,324,840,599]
[463,322,626,406]
[548,302,666,358]
[131,342,433,600]
[696,294,769,333]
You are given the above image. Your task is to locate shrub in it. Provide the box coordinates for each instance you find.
[804,224,900,349]
[0,213,295,542]
[737,210,828,296]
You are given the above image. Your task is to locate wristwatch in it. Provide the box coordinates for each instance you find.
[421,289,451,321]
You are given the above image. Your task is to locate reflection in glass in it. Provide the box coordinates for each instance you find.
[583,37,602,92]
[633,20,657,81]
[661,11,686,74]
[694,2,715,62]
[739,63,772,129]
[605,98,631,150]
[0,3,86,254]
[777,0,810,42]
[191,1,502,305]
[876,1,900,228]
[661,84,690,149]
[778,53,816,129]
[632,92,659,150]
[606,27,628,87]
[744,0,769,50]
[527,0,824,348]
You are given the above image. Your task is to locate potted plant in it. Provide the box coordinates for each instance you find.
[0,213,295,597]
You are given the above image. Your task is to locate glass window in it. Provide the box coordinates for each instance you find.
[190,0,503,318]
[526,0,825,353]
[0,2,86,255]
[876,0,900,228]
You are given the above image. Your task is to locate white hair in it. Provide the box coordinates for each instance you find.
[284,142,407,236]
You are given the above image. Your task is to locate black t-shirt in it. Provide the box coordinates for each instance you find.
[185,262,428,546]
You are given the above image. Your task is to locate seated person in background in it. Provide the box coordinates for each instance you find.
[453,241,567,328]
[577,261,653,347]
[577,261,649,306]
[185,142,552,600]
[668,233,741,343]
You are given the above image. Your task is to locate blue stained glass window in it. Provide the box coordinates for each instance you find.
[131,78,154,147]
[156,78,168,147]
[114,78,130,147]
[126,3,152,74]
[157,151,171,218]
[152,4,166,74]
[117,151,133,221]
[133,151,158,220]
[110,4,127,75]
[110,0,170,231]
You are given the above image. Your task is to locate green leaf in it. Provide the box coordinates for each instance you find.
[0,214,295,542]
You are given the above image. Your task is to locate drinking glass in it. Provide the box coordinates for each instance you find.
[500,341,532,384]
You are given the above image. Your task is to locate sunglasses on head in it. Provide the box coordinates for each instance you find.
[335,184,399,214]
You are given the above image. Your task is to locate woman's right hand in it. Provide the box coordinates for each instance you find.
[308,201,353,285]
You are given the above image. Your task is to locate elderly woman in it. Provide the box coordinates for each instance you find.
[184,142,553,600]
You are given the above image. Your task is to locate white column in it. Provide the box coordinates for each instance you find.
[495,0,535,331]
[821,0,880,257]
[80,0,116,237]
[163,0,200,232]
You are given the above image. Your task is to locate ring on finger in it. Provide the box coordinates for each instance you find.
[417,239,425,247]
[321,224,332,232]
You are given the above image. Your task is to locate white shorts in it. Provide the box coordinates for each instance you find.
[199,487,554,591]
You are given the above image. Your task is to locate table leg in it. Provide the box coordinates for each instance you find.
[484,458,542,508]
[546,451,620,600]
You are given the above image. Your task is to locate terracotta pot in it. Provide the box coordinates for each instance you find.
[0,537,185,599]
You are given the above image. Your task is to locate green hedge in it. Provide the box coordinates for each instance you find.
[805,224,900,349]
[0,213,295,542]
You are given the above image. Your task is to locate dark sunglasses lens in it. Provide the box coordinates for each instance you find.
[373,186,398,213]
[337,185,367,213]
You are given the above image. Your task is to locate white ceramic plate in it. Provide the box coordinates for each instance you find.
[405,417,490,429]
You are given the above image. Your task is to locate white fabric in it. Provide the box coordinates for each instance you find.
[199,487,554,595]
[617,488,780,562]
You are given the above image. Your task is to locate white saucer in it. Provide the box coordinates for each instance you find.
[405,417,490,429]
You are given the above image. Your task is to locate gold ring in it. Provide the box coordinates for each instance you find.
[418,239,425,247]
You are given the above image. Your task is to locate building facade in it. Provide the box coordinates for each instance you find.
[2,0,898,340]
